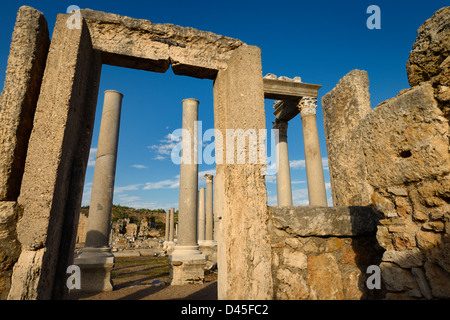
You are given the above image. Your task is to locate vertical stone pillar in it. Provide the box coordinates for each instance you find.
[167,208,175,248]
[213,46,272,299]
[169,99,205,285]
[75,90,123,292]
[163,210,170,248]
[204,174,215,244]
[9,13,102,300]
[298,97,327,206]
[197,187,206,245]
[273,120,293,206]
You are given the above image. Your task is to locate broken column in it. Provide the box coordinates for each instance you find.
[169,98,205,285]
[298,97,327,206]
[197,187,206,245]
[273,120,293,206]
[75,90,123,292]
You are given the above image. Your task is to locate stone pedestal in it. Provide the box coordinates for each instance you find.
[75,247,114,292]
[169,250,206,285]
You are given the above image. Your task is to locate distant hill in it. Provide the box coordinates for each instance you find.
[80,205,178,230]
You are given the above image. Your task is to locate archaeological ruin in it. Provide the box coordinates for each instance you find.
[0,5,449,300]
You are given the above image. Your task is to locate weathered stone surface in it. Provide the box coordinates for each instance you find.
[382,249,424,268]
[213,45,272,300]
[282,248,307,269]
[380,262,419,292]
[424,261,450,298]
[269,206,376,237]
[0,6,49,201]
[307,253,344,300]
[321,69,373,206]
[0,202,20,299]
[275,268,309,300]
[10,14,102,299]
[80,9,244,79]
[406,7,450,88]
[361,83,449,187]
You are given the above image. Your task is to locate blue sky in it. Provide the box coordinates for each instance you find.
[0,1,447,209]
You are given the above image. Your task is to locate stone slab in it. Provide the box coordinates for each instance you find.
[80,9,244,79]
[0,6,49,201]
[268,206,377,237]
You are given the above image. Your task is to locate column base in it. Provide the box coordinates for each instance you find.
[74,247,115,292]
[169,245,206,285]
[199,240,217,263]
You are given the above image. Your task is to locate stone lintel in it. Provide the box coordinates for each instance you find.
[268,206,377,237]
[80,9,245,79]
[264,78,321,100]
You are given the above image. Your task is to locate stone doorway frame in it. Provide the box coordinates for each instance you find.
[7,9,271,300]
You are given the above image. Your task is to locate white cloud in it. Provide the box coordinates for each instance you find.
[148,133,181,160]
[289,157,328,170]
[114,184,143,194]
[290,159,305,169]
[131,164,148,169]
[87,148,97,167]
[143,178,179,190]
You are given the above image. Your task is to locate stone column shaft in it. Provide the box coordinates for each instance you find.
[204,174,214,242]
[197,188,206,243]
[299,97,327,206]
[169,207,175,242]
[274,120,293,206]
[165,210,170,242]
[177,98,199,249]
[85,90,123,247]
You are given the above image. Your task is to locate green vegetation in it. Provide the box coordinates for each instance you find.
[81,204,178,229]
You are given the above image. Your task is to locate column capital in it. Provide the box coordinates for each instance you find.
[272,119,289,137]
[204,174,214,183]
[297,97,318,116]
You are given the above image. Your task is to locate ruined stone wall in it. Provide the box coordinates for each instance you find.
[321,7,450,299]
[268,206,383,300]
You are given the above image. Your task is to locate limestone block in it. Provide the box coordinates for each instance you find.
[10,13,102,299]
[213,45,272,300]
[382,249,424,268]
[406,6,450,88]
[360,83,450,188]
[80,9,244,79]
[0,6,49,201]
[275,268,309,299]
[321,69,373,206]
[307,253,344,300]
[380,262,419,293]
[268,206,377,237]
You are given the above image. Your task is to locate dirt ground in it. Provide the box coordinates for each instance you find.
[66,255,217,300]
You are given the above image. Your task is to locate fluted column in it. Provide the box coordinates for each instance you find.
[75,90,123,292]
[298,97,327,206]
[204,174,214,244]
[273,120,293,206]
